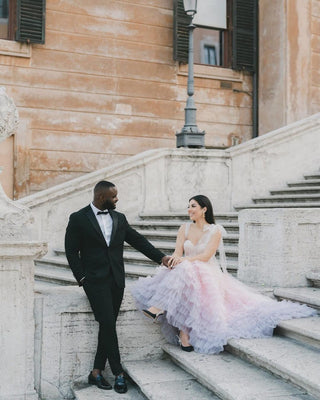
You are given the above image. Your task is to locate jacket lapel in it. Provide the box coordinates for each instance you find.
[85,206,106,244]
[109,210,118,245]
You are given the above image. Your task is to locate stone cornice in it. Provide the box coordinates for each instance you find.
[0,241,47,258]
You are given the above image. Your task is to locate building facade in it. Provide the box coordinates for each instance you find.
[0,0,318,198]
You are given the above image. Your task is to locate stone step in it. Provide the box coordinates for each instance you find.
[288,179,320,187]
[123,358,218,400]
[35,256,237,285]
[35,257,157,283]
[252,194,320,204]
[226,336,320,399]
[306,271,320,288]
[234,202,320,210]
[304,174,320,180]
[270,186,320,196]
[131,220,239,233]
[126,230,240,245]
[73,371,146,400]
[51,247,238,272]
[124,241,238,256]
[35,264,77,285]
[54,231,239,256]
[125,264,157,279]
[123,249,239,267]
[35,255,69,269]
[273,287,320,310]
[275,316,320,350]
[139,212,238,223]
[163,344,316,400]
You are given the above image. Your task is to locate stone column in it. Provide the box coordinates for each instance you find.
[0,242,47,400]
[238,208,320,287]
[0,89,47,400]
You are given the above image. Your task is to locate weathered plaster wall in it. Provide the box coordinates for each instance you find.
[259,0,287,135]
[311,0,320,114]
[259,0,320,135]
[259,0,313,135]
[0,136,13,198]
[0,0,252,198]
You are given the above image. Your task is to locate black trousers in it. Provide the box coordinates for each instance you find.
[83,277,124,376]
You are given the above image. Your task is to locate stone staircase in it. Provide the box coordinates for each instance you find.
[73,280,320,400]
[235,170,320,209]
[34,212,240,285]
[34,169,320,286]
[34,169,320,400]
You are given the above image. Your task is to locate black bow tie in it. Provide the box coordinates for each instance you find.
[97,211,109,215]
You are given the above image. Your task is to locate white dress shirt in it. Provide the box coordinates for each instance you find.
[90,202,113,245]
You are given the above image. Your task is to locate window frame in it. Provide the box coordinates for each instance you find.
[7,0,16,40]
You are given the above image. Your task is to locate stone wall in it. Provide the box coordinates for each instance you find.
[238,209,320,287]
[34,285,165,400]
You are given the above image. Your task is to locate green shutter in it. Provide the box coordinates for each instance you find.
[173,0,191,63]
[16,0,46,44]
[232,0,258,72]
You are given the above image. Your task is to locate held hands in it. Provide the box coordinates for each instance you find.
[161,255,172,267]
[168,256,185,268]
[161,255,189,269]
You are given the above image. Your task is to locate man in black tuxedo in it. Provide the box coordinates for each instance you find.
[65,181,170,394]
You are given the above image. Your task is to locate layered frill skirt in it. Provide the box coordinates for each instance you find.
[130,260,316,354]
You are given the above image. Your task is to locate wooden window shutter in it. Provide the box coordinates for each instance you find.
[16,0,46,44]
[173,0,192,63]
[232,0,258,72]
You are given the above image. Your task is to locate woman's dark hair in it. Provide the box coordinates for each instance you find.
[189,195,215,224]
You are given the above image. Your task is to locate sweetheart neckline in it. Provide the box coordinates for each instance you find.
[185,239,204,247]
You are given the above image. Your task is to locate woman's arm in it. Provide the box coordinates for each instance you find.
[167,224,185,267]
[170,228,222,266]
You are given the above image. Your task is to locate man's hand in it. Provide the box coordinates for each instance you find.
[161,255,171,267]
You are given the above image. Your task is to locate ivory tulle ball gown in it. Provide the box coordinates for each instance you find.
[131,223,316,354]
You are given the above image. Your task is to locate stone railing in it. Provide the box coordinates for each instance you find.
[227,113,320,206]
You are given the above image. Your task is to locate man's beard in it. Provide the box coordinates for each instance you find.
[102,201,116,210]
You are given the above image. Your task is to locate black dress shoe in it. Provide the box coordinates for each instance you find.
[114,374,128,394]
[88,372,112,390]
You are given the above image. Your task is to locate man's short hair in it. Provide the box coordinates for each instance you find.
[94,181,115,194]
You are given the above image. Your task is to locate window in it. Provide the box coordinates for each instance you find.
[204,45,217,65]
[174,0,231,68]
[0,0,16,40]
[0,0,8,39]
[194,28,221,66]
[174,0,257,72]
[0,0,46,43]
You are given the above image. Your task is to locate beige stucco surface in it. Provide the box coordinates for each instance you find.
[0,0,253,198]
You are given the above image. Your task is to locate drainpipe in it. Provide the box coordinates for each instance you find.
[252,0,259,138]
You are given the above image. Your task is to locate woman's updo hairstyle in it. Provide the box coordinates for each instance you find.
[189,195,215,224]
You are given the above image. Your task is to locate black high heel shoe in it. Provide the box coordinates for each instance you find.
[142,309,164,323]
[176,334,194,352]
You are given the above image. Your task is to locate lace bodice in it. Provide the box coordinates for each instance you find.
[183,223,227,270]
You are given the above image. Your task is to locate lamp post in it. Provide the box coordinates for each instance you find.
[176,0,205,148]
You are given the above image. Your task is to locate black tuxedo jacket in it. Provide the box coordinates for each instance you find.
[65,205,165,288]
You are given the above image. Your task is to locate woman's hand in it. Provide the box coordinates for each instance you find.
[168,256,185,268]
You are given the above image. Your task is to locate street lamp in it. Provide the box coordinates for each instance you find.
[176,0,205,148]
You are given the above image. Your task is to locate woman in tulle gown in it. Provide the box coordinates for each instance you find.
[130,195,316,354]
